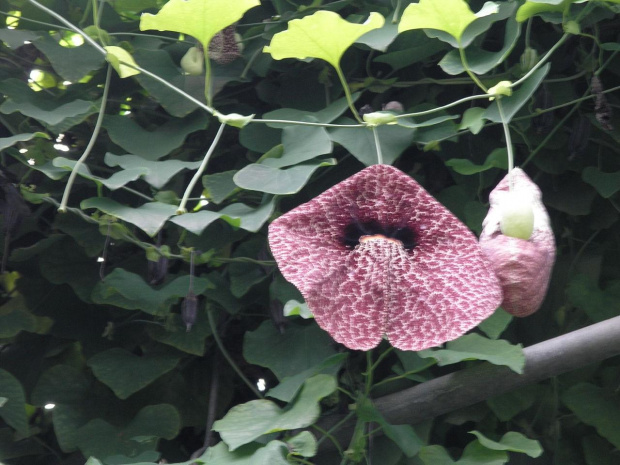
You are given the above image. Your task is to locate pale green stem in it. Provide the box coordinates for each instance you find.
[204,54,213,107]
[207,306,263,399]
[512,33,569,88]
[372,127,383,165]
[335,66,363,123]
[27,0,215,115]
[459,46,488,92]
[58,65,112,212]
[253,119,365,128]
[496,98,514,191]
[177,123,225,214]
[395,93,489,119]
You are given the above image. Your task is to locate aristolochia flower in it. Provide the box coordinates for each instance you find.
[479,168,556,317]
[268,164,502,351]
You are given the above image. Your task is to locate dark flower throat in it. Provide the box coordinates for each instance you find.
[341,219,417,250]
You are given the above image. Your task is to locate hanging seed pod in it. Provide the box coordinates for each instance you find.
[479,169,556,317]
[182,291,199,332]
[568,115,591,161]
[591,76,613,131]
[209,25,241,65]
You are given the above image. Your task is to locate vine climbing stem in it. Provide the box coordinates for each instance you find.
[58,65,112,213]
[177,123,226,214]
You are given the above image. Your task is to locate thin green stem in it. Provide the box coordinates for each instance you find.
[459,46,488,92]
[392,0,403,24]
[395,93,489,119]
[512,33,569,88]
[204,54,213,107]
[525,18,533,49]
[496,99,514,185]
[0,10,72,30]
[27,0,106,54]
[252,119,364,128]
[313,412,355,453]
[372,127,383,165]
[177,123,226,214]
[207,306,263,399]
[335,66,363,123]
[370,347,393,372]
[59,65,112,212]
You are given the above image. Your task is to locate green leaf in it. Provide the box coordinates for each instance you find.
[582,167,620,198]
[487,385,542,421]
[356,22,399,52]
[243,321,338,380]
[445,148,508,175]
[399,0,479,45]
[81,198,178,237]
[469,431,543,457]
[195,440,291,465]
[458,440,509,465]
[140,0,259,50]
[103,113,208,161]
[566,274,620,323]
[287,431,317,458]
[267,353,347,402]
[418,333,525,374]
[0,132,48,151]
[34,35,104,82]
[233,159,336,195]
[478,308,513,339]
[170,197,276,235]
[0,296,37,338]
[202,170,239,204]
[149,311,212,356]
[52,156,148,190]
[516,0,577,22]
[91,268,212,316]
[439,16,520,75]
[329,120,414,166]
[87,348,181,399]
[263,95,360,129]
[264,11,384,68]
[283,299,314,319]
[485,64,550,123]
[104,153,202,189]
[0,79,99,133]
[212,374,337,450]
[357,398,424,457]
[563,382,620,449]
[419,445,456,465]
[0,29,40,49]
[266,125,333,168]
[0,369,28,436]
[459,107,486,134]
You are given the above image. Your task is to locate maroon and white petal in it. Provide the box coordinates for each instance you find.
[479,168,556,317]
[269,164,503,350]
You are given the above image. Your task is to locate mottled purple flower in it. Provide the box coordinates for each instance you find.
[268,164,502,351]
[479,168,556,317]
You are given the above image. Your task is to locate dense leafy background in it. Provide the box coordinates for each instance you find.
[0,0,619,464]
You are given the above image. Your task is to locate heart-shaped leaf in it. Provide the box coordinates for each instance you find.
[140,0,259,49]
[87,348,180,399]
[264,10,384,69]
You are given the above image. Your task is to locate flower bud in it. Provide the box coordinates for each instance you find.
[180,46,204,75]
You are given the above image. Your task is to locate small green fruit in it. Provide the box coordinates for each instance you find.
[500,192,535,240]
[180,46,204,75]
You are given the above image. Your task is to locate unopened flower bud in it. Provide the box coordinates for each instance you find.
[180,46,204,75]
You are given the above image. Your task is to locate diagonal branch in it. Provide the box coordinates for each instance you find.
[316,315,620,454]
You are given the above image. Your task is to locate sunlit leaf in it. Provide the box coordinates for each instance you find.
[140,0,260,49]
[264,10,385,69]
[399,0,482,45]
